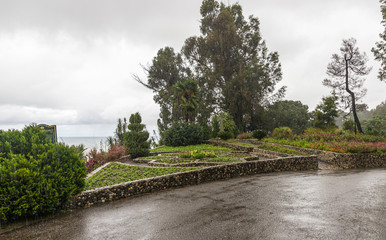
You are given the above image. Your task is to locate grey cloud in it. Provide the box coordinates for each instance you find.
[0,0,201,47]
[0,0,385,137]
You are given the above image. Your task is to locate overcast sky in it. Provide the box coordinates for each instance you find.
[0,0,385,137]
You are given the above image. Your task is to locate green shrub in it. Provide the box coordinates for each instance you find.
[201,123,212,140]
[211,115,220,138]
[211,112,237,139]
[363,114,386,137]
[163,122,203,146]
[218,131,233,140]
[252,130,267,140]
[124,112,150,158]
[342,119,355,132]
[237,132,252,139]
[271,127,293,139]
[0,125,86,223]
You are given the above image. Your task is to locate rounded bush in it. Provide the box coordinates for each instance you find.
[342,119,355,132]
[271,127,293,139]
[0,125,86,223]
[163,122,203,146]
[218,131,233,140]
[252,130,267,140]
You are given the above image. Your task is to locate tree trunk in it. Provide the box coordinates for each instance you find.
[345,55,363,134]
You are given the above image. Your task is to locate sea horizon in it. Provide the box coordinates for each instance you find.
[59,136,110,151]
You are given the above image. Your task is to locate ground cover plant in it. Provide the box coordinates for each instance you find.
[227,140,255,148]
[228,140,306,155]
[85,163,198,190]
[150,144,233,153]
[257,144,307,156]
[179,150,216,159]
[152,152,251,164]
[263,128,386,154]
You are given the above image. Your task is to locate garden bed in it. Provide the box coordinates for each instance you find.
[136,149,254,167]
[237,139,386,169]
[67,155,318,209]
[85,162,199,190]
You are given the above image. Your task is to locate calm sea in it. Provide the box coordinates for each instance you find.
[59,137,109,151]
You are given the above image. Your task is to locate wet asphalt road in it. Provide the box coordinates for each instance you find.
[2,168,385,240]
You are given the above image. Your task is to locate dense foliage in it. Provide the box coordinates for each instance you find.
[0,125,86,223]
[271,127,293,139]
[363,114,386,137]
[162,122,203,146]
[267,100,310,134]
[372,0,386,82]
[137,0,285,134]
[252,130,267,140]
[124,113,150,158]
[312,95,339,130]
[214,112,238,139]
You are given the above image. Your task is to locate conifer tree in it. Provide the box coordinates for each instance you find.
[124,112,150,158]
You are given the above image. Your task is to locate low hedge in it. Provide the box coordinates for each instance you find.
[0,125,86,223]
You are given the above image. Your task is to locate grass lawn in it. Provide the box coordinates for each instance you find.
[85,163,198,190]
[228,139,307,155]
[150,144,233,153]
[138,151,251,164]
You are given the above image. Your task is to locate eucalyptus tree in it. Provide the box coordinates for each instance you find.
[372,0,386,82]
[134,47,190,133]
[323,38,372,133]
[183,0,284,131]
[135,0,284,133]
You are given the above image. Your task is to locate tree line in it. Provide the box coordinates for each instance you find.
[135,0,386,140]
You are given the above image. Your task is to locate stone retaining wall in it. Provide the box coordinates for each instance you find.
[240,139,386,169]
[208,139,287,158]
[66,155,317,209]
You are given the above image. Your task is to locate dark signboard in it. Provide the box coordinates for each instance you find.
[38,124,57,143]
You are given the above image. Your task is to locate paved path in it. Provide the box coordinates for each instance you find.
[2,168,385,240]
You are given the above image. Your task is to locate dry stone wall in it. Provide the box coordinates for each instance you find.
[66,155,318,209]
[239,139,386,169]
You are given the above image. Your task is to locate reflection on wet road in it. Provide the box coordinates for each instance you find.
[2,168,385,239]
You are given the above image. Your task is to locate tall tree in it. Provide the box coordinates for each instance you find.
[183,0,284,131]
[134,47,190,133]
[323,38,372,133]
[372,0,386,82]
[135,0,284,134]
